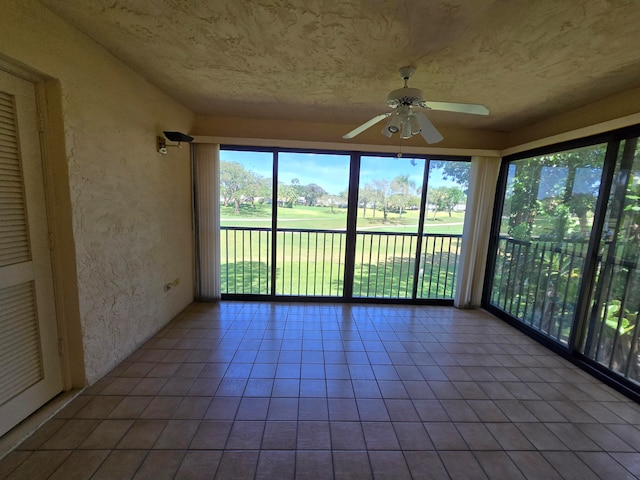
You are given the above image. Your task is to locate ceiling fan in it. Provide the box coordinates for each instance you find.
[343,66,489,144]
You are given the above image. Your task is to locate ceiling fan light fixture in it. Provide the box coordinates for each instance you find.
[381,116,394,137]
[401,118,412,139]
[343,66,488,145]
[386,113,402,134]
[409,114,421,135]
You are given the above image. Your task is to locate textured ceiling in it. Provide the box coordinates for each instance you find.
[40,0,640,133]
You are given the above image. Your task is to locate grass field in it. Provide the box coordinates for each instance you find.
[221,204,465,234]
[220,204,464,299]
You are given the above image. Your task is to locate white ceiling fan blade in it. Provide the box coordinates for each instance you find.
[421,101,489,115]
[343,113,391,139]
[414,112,444,144]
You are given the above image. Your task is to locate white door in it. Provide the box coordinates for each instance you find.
[0,69,62,436]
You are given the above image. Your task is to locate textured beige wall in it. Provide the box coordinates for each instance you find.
[507,86,640,148]
[1,0,195,383]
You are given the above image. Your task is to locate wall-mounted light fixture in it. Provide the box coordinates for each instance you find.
[157,131,194,154]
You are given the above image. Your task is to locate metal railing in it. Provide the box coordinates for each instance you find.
[221,227,271,295]
[221,226,462,300]
[353,232,461,299]
[277,229,346,296]
[490,235,640,383]
[490,236,590,345]
[584,246,640,383]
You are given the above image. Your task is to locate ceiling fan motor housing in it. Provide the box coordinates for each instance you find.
[387,87,424,108]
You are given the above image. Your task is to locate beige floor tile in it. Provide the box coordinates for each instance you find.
[262,421,297,450]
[368,450,411,480]
[474,451,526,480]
[439,451,489,479]
[215,451,259,480]
[330,421,366,450]
[48,450,110,480]
[255,450,295,480]
[40,420,100,450]
[74,396,123,419]
[577,423,636,452]
[4,302,640,480]
[5,450,71,480]
[404,451,449,479]
[295,451,333,480]
[361,422,401,450]
[297,421,331,449]
[116,420,166,449]
[91,450,148,480]
[175,451,222,480]
[226,421,265,449]
[16,419,67,451]
[610,452,640,478]
[485,423,535,451]
[423,422,468,450]
[0,451,31,480]
[455,423,501,451]
[514,422,568,451]
[133,450,185,480]
[78,419,133,449]
[189,420,232,449]
[508,451,563,480]
[152,419,200,449]
[542,452,600,480]
[577,451,638,479]
[333,451,372,479]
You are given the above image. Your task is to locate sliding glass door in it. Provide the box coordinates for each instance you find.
[219,147,469,302]
[486,127,640,395]
[582,137,640,383]
[275,152,351,296]
[417,160,467,299]
[488,144,606,344]
[219,150,273,295]
[353,156,425,298]
[352,157,467,300]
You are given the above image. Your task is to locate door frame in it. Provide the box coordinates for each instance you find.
[0,56,84,390]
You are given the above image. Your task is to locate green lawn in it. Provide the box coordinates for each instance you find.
[221,204,464,235]
[220,204,463,298]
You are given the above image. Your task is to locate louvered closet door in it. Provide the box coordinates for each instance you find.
[0,69,62,436]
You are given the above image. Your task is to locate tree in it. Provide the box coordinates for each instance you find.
[243,174,271,208]
[506,148,604,240]
[431,161,471,191]
[358,184,376,218]
[568,193,596,237]
[390,174,417,218]
[276,178,304,208]
[220,161,253,214]
[429,186,464,219]
[338,189,349,207]
[320,193,341,213]
[278,184,296,208]
[372,179,393,221]
[302,183,327,206]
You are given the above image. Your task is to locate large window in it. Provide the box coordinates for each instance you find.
[486,127,640,396]
[489,144,606,344]
[219,148,469,302]
[276,152,350,296]
[220,150,273,295]
[582,137,640,384]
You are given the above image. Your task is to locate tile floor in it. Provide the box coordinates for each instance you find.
[1,302,640,479]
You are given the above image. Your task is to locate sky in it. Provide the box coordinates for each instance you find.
[220,150,463,195]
